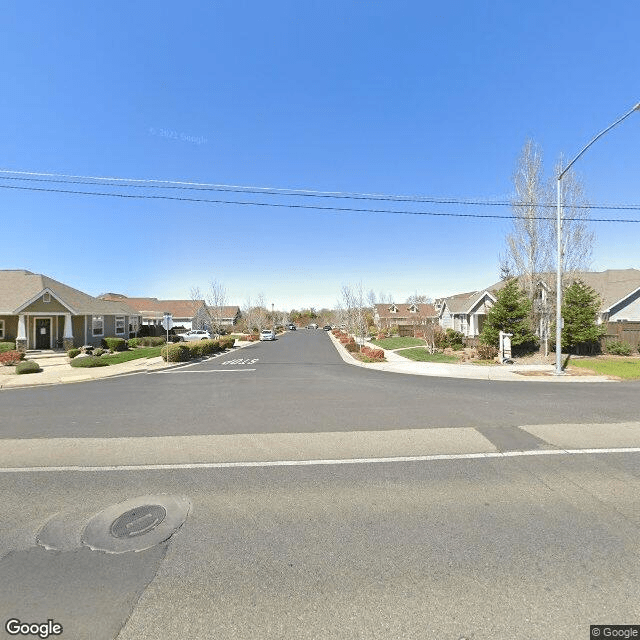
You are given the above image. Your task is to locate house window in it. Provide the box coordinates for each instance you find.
[92,315,104,336]
[0,319,4,339]
[43,293,51,303]
[115,316,125,335]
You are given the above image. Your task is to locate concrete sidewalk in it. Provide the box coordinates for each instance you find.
[328,332,614,383]
[0,341,254,390]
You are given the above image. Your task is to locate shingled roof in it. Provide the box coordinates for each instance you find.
[0,270,138,315]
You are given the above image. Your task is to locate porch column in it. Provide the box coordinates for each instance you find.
[469,314,476,337]
[63,313,74,350]
[16,314,27,352]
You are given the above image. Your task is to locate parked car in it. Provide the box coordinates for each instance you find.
[260,329,276,341]
[307,323,318,329]
[323,325,332,331]
[178,329,212,341]
[287,324,296,331]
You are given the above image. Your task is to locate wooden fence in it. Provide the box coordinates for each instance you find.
[602,322,640,350]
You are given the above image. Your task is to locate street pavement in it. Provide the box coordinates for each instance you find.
[2,330,640,639]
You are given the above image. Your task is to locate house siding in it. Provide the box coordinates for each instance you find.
[609,289,640,321]
[0,315,18,341]
[22,297,70,314]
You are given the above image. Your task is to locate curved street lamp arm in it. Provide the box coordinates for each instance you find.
[558,102,640,180]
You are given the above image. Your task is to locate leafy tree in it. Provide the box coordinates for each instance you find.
[480,279,537,354]
[558,280,603,354]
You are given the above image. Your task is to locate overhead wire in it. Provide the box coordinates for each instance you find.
[2,182,640,222]
[1,168,640,211]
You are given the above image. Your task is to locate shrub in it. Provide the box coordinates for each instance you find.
[436,328,465,350]
[0,350,24,365]
[476,344,498,360]
[67,348,81,359]
[102,337,128,352]
[361,346,385,360]
[127,338,141,348]
[93,348,105,357]
[220,338,235,350]
[0,341,17,353]
[161,343,190,362]
[15,360,41,374]
[70,356,109,368]
[605,340,633,356]
[345,341,359,353]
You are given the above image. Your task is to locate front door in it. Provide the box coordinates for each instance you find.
[35,318,51,349]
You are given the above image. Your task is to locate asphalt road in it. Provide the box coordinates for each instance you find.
[1,452,639,640]
[1,329,639,439]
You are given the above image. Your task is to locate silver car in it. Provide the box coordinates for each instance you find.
[178,329,212,341]
[259,329,276,341]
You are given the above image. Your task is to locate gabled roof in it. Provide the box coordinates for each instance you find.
[99,295,205,320]
[440,290,495,315]
[486,269,640,312]
[99,295,241,321]
[0,270,138,316]
[374,303,437,319]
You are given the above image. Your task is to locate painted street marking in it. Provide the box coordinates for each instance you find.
[157,368,256,373]
[221,358,259,365]
[1,447,638,473]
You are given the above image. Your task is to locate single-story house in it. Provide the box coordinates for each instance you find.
[438,290,497,337]
[98,295,241,333]
[438,268,640,338]
[0,270,141,351]
[374,303,438,331]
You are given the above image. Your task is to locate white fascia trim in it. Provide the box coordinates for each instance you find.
[13,287,78,315]
[465,291,496,315]
[602,285,640,313]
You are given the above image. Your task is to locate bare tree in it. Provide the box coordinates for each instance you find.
[504,139,553,302]
[551,156,594,276]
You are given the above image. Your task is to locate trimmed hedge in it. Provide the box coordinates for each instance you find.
[0,341,17,353]
[70,356,109,368]
[102,337,128,352]
[161,343,190,362]
[361,346,385,360]
[16,360,41,374]
[0,350,25,365]
[128,337,165,348]
[161,338,234,362]
[68,348,81,359]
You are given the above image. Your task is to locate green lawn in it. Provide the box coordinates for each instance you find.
[99,346,164,365]
[396,348,459,363]
[569,357,640,380]
[370,337,426,350]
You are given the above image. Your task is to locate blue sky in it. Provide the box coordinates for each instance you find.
[2,1,639,311]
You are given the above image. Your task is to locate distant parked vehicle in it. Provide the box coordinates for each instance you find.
[178,330,212,341]
[323,325,332,331]
[307,323,318,329]
[260,329,276,341]
[287,324,296,331]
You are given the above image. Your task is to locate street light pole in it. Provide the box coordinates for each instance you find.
[555,102,640,375]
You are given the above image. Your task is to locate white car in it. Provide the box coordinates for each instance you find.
[259,329,276,341]
[178,330,212,341]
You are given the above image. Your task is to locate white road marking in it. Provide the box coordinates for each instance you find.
[155,368,256,373]
[1,447,638,473]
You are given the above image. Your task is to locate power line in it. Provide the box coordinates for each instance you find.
[2,182,640,222]
[1,168,640,211]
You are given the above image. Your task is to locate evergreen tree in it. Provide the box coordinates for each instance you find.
[559,280,603,354]
[480,279,537,354]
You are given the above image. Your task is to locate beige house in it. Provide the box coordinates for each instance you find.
[0,270,141,351]
[374,303,438,332]
[438,269,640,339]
[99,295,241,333]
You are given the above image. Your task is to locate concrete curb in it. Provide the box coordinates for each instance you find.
[327,331,614,383]
[0,340,255,390]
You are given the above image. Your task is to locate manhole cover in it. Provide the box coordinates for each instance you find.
[110,505,167,538]
[82,494,190,553]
